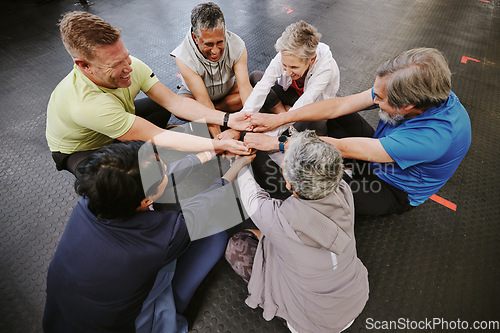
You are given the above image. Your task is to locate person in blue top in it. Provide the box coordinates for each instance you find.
[246,48,471,216]
[42,140,253,333]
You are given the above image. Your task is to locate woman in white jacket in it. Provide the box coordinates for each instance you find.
[223,21,341,199]
[243,20,340,137]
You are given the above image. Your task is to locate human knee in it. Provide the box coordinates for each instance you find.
[204,230,228,258]
[249,70,264,87]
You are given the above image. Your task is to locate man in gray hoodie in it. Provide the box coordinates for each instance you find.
[171,2,253,138]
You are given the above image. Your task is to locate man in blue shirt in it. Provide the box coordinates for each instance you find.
[246,48,471,215]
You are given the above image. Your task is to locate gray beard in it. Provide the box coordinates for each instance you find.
[378,109,405,126]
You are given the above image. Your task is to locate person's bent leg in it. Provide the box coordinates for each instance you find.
[171,230,227,314]
[54,150,95,178]
[249,71,283,113]
[225,230,259,284]
[327,112,375,139]
[135,97,172,129]
[344,161,412,216]
[214,82,242,112]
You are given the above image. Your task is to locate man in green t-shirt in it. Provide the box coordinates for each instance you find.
[46,11,251,176]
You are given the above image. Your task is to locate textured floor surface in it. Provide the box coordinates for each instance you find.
[0,0,499,332]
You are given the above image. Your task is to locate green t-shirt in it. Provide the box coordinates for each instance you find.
[46,56,159,154]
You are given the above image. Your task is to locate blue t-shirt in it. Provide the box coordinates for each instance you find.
[369,90,471,206]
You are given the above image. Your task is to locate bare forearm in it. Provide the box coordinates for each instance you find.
[278,90,374,126]
[153,130,219,152]
[238,82,253,105]
[320,136,394,162]
[278,98,343,125]
[170,97,225,125]
[222,158,250,183]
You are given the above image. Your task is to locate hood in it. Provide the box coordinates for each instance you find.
[279,180,354,254]
[186,29,228,96]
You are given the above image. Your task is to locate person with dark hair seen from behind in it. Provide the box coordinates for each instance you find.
[248,48,472,215]
[225,130,369,333]
[170,2,253,138]
[42,140,254,333]
[46,11,251,178]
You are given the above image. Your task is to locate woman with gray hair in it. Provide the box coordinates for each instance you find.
[226,130,369,333]
[241,20,340,136]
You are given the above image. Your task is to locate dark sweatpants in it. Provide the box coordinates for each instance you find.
[328,112,412,216]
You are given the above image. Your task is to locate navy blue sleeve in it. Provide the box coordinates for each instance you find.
[163,212,191,264]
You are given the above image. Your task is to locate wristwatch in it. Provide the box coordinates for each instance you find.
[278,135,288,153]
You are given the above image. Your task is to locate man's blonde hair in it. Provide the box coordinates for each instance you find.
[59,11,121,61]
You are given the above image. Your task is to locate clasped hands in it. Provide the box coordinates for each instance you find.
[217,111,284,156]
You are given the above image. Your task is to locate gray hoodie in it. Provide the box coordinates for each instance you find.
[237,167,369,333]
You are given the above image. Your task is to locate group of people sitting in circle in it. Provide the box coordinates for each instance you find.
[42,3,471,333]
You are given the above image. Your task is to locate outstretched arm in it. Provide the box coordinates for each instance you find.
[233,47,253,105]
[145,81,225,125]
[251,88,374,132]
[320,136,394,163]
[174,58,222,138]
[118,116,250,155]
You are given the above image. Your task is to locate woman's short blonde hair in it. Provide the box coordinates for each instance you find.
[275,21,321,61]
[59,11,121,61]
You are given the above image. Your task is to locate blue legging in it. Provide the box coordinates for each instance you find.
[171,230,227,314]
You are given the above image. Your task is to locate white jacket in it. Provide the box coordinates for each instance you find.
[242,42,340,136]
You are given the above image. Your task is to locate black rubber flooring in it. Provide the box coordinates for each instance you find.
[1,0,499,332]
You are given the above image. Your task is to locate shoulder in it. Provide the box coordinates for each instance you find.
[130,56,154,75]
[225,30,245,61]
[316,42,332,55]
[170,31,192,58]
[226,30,245,47]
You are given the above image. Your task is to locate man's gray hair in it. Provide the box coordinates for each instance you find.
[376,48,451,111]
[283,129,344,200]
[191,2,225,38]
[275,21,321,61]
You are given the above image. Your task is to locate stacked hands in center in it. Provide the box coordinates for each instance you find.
[216,112,289,155]
[44,5,471,333]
